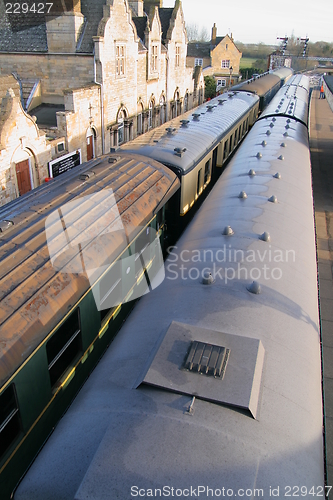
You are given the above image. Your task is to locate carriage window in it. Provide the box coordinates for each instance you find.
[46,308,82,387]
[197,169,202,195]
[204,160,210,184]
[100,264,122,323]
[223,140,229,160]
[0,384,21,459]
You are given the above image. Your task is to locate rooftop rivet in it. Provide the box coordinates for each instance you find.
[286,118,291,123]
[283,132,288,137]
[256,152,262,159]
[202,271,215,285]
[270,122,274,128]
[266,130,271,136]
[249,169,256,176]
[222,225,234,236]
[239,191,248,199]
[285,124,290,129]
[247,281,261,294]
[274,172,281,179]
[268,195,278,203]
[278,155,284,160]
[280,142,286,147]
[259,231,271,242]
[272,117,276,122]
[261,140,267,147]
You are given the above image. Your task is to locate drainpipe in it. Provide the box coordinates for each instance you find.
[166,53,169,122]
[94,51,105,155]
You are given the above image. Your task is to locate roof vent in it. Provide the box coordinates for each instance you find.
[0,220,14,233]
[174,147,187,157]
[266,130,271,136]
[278,155,284,160]
[166,127,176,135]
[222,225,234,236]
[274,172,281,179]
[247,281,261,294]
[192,113,200,121]
[202,271,215,285]
[108,156,121,164]
[259,231,270,242]
[79,171,95,180]
[239,190,247,199]
[261,140,267,147]
[268,195,277,203]
[256,152,262,159]
[249,169,256,176]
[180,119,190,127]
[183,341,230,379]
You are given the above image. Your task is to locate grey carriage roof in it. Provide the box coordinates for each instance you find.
[0,153,179,389]
[121,91,259,174]
[15,77,324,500]
[260,74,309,125]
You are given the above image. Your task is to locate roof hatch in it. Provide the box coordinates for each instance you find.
[138,321,265,419]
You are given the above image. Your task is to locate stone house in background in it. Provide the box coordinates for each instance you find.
[0,0,203,206]
[187,23,242,90]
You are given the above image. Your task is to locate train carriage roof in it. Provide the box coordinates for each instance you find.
[232,73,281,96]
[120,91,259,175]
[0,154,180,389]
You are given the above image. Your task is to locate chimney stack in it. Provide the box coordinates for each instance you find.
[212,23,217,44]
[129,0,144,17]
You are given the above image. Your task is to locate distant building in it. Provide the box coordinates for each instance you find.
[187,24,242,90]
[0,0,203,206]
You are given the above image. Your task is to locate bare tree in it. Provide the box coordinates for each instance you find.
[186,23,209,42]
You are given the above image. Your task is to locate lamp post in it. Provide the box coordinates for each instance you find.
[229,66,233,89]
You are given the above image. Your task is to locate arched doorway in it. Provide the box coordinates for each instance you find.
[13,148,36,196]
[86,127,97,161]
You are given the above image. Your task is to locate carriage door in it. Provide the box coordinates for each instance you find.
[15,159,32,196]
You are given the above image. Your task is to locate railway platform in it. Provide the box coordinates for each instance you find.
[309,87,333,494]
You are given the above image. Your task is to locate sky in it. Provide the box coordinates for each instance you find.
[163,0,333,45]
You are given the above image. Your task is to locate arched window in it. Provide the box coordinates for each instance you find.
[117,108,126,145]
[137,102,144,135]
[159,95,166,125]
[184,92,189,113]
[148,100,154,129]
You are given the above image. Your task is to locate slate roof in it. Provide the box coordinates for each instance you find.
[187,42,211,59]
[0,0,106,54]
[132,16,148,44]
[158,8,173,44]
[0,1,175,54]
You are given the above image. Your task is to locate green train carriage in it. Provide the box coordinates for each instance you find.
[0,152,179,499]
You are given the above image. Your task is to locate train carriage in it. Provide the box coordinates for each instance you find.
[121,91,260,217]
[0,153,180,499]
[14,76,325,499]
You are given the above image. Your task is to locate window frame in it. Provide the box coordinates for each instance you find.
[116,44,126,77]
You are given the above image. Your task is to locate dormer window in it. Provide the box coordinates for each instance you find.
[116,45,125,76]
[175,46,180,67]
[151,44,158,72]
